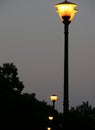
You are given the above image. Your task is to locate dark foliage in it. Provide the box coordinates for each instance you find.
[68,102,95,130]
[0,63,58,130]
[58,102,95,130]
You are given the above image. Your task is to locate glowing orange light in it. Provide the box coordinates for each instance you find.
[50,95,58,102]
[55,1,78,22]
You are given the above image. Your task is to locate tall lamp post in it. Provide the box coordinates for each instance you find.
[50,95,58,109]
[54,0,78,122]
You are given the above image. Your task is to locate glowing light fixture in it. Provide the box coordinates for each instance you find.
[48,116,53,120]
[50,95,58,102]
[47,127,51,130]
[55,0,78,22]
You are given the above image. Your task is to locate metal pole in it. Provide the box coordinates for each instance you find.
[53,101,55,110]
[63,16,70,122]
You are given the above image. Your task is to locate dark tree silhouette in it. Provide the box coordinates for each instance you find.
[0,63,24,129]
[0,63,58,130]
[67,102,95,130]
[0,63,24,93]
[0,63,24,107]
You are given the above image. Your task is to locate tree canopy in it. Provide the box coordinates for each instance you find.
[0,63,24,93]
[0,63,58,130]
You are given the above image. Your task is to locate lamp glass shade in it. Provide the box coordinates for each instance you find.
[55,1,78,22]
[50,95,58,101]
[48,116,53,120]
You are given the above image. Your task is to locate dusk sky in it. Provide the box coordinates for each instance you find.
[0,0,95,112]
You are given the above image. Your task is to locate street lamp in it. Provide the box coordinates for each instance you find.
[54,0,78,122]
[50,95,58,109]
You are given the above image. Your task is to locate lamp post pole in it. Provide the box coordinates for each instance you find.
[52,100,55,110]
[63,16,70,120]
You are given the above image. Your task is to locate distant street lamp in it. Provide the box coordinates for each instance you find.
[54,0,78,123]
[48,116,54,120]
[47,127,51,130]
[50,95,58,109]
